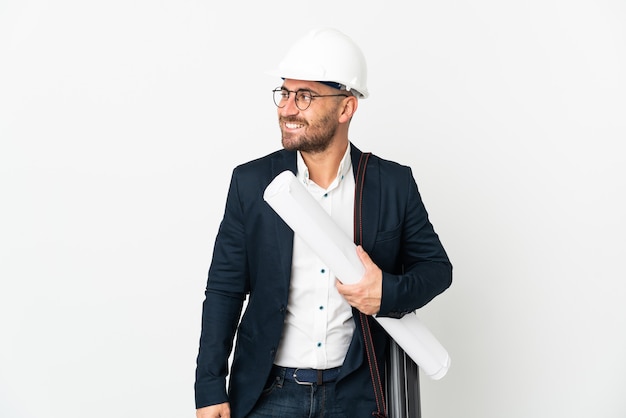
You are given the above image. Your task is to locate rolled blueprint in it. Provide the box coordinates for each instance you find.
[263,170,451,380]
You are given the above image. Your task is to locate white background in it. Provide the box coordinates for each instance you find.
[1,1,625,417]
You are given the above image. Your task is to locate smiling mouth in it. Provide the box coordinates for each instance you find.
[285,122,305,129]
[281,117,307,130]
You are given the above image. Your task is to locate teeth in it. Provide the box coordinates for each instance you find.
[286,123,304,129]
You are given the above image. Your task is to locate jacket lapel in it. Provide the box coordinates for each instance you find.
[269,150,298,288]
[350,144,380,252]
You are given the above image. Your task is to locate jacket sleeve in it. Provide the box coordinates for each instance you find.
[377,167,452,317]
[194,169,249,408]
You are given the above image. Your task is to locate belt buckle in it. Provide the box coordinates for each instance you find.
[292,368,314,386]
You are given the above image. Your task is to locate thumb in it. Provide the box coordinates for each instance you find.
[356,245,371,266]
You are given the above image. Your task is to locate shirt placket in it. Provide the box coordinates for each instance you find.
[311,185,334,369]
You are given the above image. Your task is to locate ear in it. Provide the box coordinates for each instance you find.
[338,96,358,123]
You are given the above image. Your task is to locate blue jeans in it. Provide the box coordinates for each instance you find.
[246,368,348,418]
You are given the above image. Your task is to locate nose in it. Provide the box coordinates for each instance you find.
[279,93,300,116]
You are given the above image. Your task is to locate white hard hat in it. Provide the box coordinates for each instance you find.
[267,28,369,99]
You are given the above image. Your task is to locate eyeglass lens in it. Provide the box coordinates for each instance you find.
[273,88,315,111]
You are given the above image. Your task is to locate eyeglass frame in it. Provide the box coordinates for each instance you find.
[272,87,349,111]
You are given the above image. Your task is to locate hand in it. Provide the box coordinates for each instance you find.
[336,245,382,315]
[196,402,230,418]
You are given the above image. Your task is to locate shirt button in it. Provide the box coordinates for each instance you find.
[319,305,324,310]
[317,342,322,347]
[320,269,325,274]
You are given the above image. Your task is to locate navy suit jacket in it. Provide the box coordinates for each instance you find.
[195,144,452,418]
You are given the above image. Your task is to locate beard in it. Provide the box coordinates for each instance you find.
[280,113,338,153]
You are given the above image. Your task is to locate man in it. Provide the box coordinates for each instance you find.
[195,28,452,418]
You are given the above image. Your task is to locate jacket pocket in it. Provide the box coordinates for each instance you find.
[375,223,402,243]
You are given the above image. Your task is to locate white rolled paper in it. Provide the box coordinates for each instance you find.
[263,170,451,380]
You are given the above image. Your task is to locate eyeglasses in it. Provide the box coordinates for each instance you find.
[272,87,349,111]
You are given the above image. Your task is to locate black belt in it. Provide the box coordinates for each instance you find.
[273,365,341,385]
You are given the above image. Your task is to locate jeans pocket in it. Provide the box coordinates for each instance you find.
[260,375,280,397]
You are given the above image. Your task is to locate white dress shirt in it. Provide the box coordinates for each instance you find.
[273,145,356,369]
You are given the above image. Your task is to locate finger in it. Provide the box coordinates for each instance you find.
[335,279,350,296]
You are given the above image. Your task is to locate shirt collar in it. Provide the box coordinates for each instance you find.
[296,144,353,189]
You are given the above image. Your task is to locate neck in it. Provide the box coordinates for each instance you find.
[301,139,349,189]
